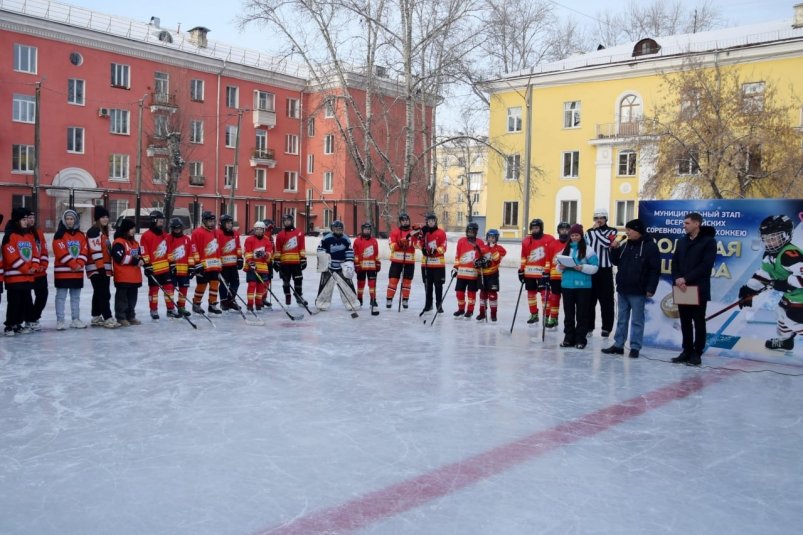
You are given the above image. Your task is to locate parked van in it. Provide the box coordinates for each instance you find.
[113,208,193,233]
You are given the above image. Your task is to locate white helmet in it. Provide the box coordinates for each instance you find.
[253,221,266,230]
[593,208,608,219]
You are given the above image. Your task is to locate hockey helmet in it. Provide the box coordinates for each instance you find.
[331,219,345,235]
[220,214,234,225]
[529,218,544,230]
[253,221,266,230]
[150,209,165,222]
[593,208,609,219]
[361,222,373,236]
[557,221,571,242]
[485,228,500,243]
[425,212,438,227]
[262,218,274,230]
[759,215,794,254]
[169,217,184,230]
[466,221,479,238]
[282,213,294,228]
[201,211,216,222]
[398,212,410,222]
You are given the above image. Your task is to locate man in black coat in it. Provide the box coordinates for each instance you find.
[670,212,717,366]
[602,218,660,358]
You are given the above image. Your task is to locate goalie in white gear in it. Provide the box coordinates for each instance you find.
[314,220,359,311]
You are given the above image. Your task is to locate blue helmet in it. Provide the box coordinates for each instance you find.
[486,229,500,242]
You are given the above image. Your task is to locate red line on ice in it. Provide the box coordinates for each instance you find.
[255,371,732,535]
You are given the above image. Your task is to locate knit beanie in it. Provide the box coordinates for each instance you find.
[11,206,28,222]
[625,218,646,235]
[569,223,583,235]
[94,205,110,221]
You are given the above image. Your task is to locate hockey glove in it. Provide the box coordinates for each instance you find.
[143,264,154,276]
[518,269,525,283]
[375,260,381,272]
[738,285,759,308]
[451,267,458,278]
[236,258,244,270]
[192,264,205,277]
[773,278,793,293]
[169,263,177,277]
[272,259,281,272]
[300,257,308,271]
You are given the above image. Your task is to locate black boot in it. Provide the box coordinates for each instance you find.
[671,351,691,363]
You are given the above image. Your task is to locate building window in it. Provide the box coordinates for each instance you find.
[109,199,128,223]
[504,154,520,180]
[14,44,37,74]
[324,97,335,118]
[154,72,169,98]
[615,200,635,227]
[109,154,129,181]
[225,125,238,148]
[190,120,203,144]
[677,147,700,175]
[458,192,465,203]
[285,134,299,155]
[680,88,700,119]
[190,79,204,102]
[284,171,298,192]
[742,82,765,113]
[287,98,300,118]
[154,115,169,138]
[560,200,578,224]
[67,127,84,153]
[255,168,267,191]
[742,144,762,176]
[469,172,482,191]
[457,212,464,224]
[472,193,480,203]
[507,107,522,132]
[324,134,335,154]
[189,161,203,183]
[254,204,267,221]
[307,154,314,173]
[153,158,168,184]
[564,101,581,128]
[254,91,274,111]
[442,193,449,204]
[562,151,579,178]
[255,130,268,155]
[317,208,331,229]
[619,94,641,135]
[109,109,130,135]
[111,63,130,88]
[68,79,85,105]
[226,86,239,108]
[12,144,35,172]
[323,171,333,192]
[12,94,35,123]
[224,165,237,189]
[502,201,518,227]
[617,150,637,176]
[307,118,315,137]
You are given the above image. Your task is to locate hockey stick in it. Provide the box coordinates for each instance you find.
[705,286,769,321]
[331,269,359,318]
[541,281,551,342]
[146,272,197,329]
[508,280,526,334]
[287,278,317,315]
[217,274,265,326]
[473,242,488,323]
[262,280,305,321]
[429,271,457,326]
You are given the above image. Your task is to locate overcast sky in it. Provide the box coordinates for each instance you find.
[51,0,795,54]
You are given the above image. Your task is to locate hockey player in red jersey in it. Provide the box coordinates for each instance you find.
[545,221,571,329]
[417,212,448,315]
[452,222,489,319]
[166,217,194,317]
[216,214,243,312]
[274,213,307,306]
[191,211,223,315]
[140,210,176,320]
[519,218,555,324]
[243,221,273,311]
[386,212,419,309]
[353,222,381,315]
[477,229,507,322]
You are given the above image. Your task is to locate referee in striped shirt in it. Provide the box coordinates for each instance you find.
[585,208,617,337]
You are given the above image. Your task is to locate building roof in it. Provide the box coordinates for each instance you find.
[0,0,309,79]
[491,17,803,86]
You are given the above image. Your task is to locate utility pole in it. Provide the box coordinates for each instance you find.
[33,81,41,216]
[523,78,533,238]
[227,109,244,218]
[135,96,146,233]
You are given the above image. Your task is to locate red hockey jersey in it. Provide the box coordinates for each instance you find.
[454,238,488,280]
[274,228,306,264]
[52,230,88,284]
[480,243,507,277]
[167,233,194,276]
[353,235,380,271]
[547,238,569,280]
[389,226,418,264]
[418,228,447,268]
[520,234,555,279]
[216,229,242,267]
[243,234,273,274]
[140,228,171,275]
[191,226,223,272]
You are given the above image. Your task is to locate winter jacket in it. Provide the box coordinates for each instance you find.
[559,242,599,289]
[671,225,717,302]
[610,234,660,296]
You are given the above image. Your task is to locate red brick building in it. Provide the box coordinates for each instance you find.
[0,0,431,234]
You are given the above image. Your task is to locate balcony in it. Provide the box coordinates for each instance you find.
[146,135,169,157]
[252,108,276,129]
[595,121,641,139]
[189,175,205,186]
[149,92,178,112]
[249,148,277,168]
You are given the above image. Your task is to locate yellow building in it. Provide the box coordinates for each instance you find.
[483,9,803,238]
[434,141,488,232]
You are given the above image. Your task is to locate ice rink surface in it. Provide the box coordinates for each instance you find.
[1,266,802,534]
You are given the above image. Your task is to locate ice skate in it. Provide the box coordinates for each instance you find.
[526,313,539,324]
[207,303,223,315]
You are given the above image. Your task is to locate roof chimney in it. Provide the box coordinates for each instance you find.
[149,16,161,28]
[794,4,803,29]
[188,26,210,48]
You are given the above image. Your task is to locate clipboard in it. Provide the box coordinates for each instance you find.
[556,255,577,267]
[673,285,700,306]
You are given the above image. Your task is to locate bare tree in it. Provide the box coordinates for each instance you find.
[641,59,803,199]
[594,0,722,47]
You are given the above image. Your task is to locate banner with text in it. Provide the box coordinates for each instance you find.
[640,199,803,364]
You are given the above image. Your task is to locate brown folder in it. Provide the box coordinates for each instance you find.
[673,285,700,306]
